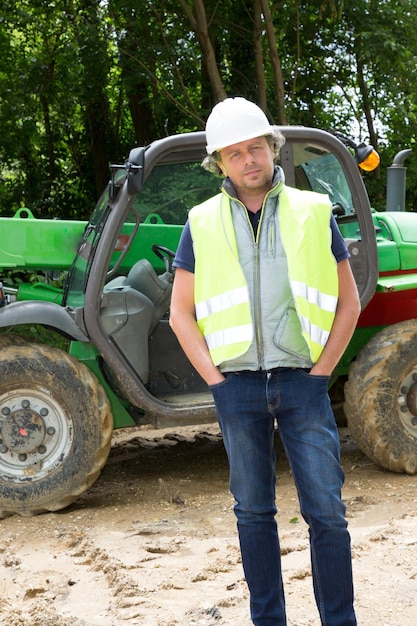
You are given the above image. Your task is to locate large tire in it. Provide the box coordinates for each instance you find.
[0,337,113,517]
[344,320,417,474]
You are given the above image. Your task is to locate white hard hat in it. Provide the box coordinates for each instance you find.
[205,97,274,155]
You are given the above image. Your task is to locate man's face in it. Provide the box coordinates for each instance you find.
[217,136,275,198]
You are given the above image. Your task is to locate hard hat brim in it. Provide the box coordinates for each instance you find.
[206,126,275,155]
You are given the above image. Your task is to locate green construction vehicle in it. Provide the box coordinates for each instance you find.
[0,127,416,518]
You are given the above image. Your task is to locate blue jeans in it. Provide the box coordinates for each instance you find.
[210,368,356,626]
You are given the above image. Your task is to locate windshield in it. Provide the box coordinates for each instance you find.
[133,161,220,224]
[296,152,354,215]
[62,169,127,308]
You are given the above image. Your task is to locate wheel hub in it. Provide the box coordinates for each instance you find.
[398,371,417,438]
[0,389,72,482]
[406,381,417,417]
[2,409,46,454]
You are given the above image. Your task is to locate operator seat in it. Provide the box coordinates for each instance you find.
[100,259,174,383]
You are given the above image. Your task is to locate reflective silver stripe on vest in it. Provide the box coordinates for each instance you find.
[298,313,330,347]
[291,280,337,313]
[204,324,253,351]
[195,286,249,321]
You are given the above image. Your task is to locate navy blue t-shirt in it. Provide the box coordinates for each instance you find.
[173,211,349,273]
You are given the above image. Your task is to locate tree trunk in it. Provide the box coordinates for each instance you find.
[128,88,154,146]
[260,0,287,124]
[40,94,55,184]
[253,0,267,112]
[179,0,227,103]
[356,52,378,150]
[76,0,114,198]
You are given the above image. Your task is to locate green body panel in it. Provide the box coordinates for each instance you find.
[339,211,417,284]
[377,274,417,292]
[374,238,400,272]
[16,282,64,303]
[69,340,136,428]
[0,209,182,274]
[0,208,86,271]
[373,212,417,273]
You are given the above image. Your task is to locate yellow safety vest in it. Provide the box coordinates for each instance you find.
[189,187,338,365]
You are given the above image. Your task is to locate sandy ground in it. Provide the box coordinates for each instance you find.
[0,423,416,626]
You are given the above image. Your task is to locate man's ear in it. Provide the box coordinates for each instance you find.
[217,158,226,177]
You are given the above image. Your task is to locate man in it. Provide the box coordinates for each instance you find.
[169,97,360,625]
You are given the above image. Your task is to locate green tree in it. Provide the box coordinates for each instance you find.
[1,0,417,217]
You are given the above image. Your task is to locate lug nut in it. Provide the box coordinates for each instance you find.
[46,427,56,436]
[0,444,8,453]
[38,445,47,454]
[40,408,49,417]
[21,400,30,409]
[18,453,27,462]
[1,407,10,416]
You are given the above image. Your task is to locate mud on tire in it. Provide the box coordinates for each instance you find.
[344,320,417,474]
[0,336,113,517]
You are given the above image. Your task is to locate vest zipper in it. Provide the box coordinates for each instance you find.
[253,240,263,365]
[239,195,272,368]
[254,203,266,366]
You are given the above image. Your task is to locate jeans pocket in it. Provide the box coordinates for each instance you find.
[298,368,330,383]
[208,373,232,392]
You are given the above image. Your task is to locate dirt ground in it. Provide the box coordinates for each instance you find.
[0,423,416,626]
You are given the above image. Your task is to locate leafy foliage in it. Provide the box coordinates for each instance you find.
[1,0,417,217]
